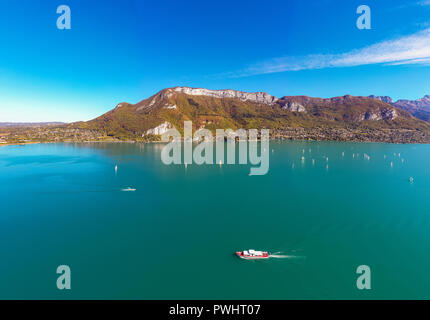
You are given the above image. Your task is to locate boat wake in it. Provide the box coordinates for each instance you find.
[268,251,304,259]
[268,254,297,259]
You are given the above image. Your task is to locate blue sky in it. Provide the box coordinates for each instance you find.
[0,0,429,122]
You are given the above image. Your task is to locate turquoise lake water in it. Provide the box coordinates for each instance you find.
[1,141,430,299]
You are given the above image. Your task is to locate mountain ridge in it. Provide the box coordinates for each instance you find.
[79,87,430,143]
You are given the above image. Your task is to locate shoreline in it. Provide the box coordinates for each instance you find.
[1,137,429,147]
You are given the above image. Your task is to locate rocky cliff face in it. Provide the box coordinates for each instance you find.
[172,87,279,105]
[368,95,393,104]
[145,121,173,135]
[279,101,306,112]
[364,108,398,121]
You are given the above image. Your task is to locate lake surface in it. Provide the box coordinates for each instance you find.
[1,141,430,299]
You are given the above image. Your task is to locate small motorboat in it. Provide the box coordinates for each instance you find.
[121,187,136,192]
[236,249,269,260]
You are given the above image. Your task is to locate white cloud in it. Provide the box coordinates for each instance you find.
[419,0,430,6]
[231,28,430,77]
[386,57,430,65]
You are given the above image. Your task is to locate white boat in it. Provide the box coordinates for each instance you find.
[121,187,136,192]
[236,249,269,260]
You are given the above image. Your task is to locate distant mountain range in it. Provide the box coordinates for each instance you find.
[2,87,430,144]
[0,122,65,127]
[369,95,430,122]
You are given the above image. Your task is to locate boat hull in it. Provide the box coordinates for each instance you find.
[236,251,269,260]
